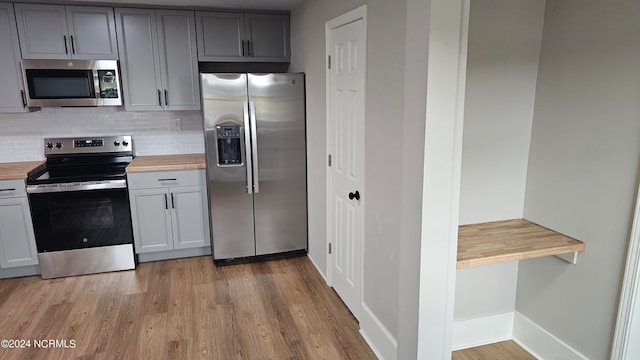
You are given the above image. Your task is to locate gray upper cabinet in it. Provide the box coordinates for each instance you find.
[196,12,244,61]
[156,10,200,111]
[14,4,118,60]
[115,8,162,111]
[196,11,290,62]
[0,3,28,113]
[65,6,118,59]
[244,14,290,62]
[116,8,200,111]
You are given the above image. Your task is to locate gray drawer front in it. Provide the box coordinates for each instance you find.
[0,179,26,198]
[127,170,205,189]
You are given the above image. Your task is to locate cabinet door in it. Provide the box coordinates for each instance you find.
[170,185,209,250]
[0,4,28,113]
[115,8,163,111]
[129,188,173,253]
[245,14,290,62]
[0,197,38,268]
[156,10,200,111]
[66,6,118,60]
[195,11,245,62]
[14,4,70,59]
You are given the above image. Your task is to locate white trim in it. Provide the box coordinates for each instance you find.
[452,312,514,351]
[359,302,398,360]
[612,182,640,359]
[513,312,588,360]
[416,0,469,358]
[307,254,328,284]
[324,5,368,317]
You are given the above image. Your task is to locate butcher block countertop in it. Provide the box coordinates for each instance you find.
[457,219,585,269]
[0,161,45,180]
[126,154,206,172]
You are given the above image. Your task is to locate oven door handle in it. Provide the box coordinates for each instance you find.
[27,180,127,194]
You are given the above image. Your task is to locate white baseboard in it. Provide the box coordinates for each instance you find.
[513,312,588,360]
[359,302,398,360]
[452,312,514,350]
[307,254,328,284]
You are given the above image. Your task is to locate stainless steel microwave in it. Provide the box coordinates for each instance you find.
[22,59,122,107]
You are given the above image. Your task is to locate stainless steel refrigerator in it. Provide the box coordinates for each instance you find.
[201,73,307,261]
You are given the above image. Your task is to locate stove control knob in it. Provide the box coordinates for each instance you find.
[113,140,121,147]
[55,142,63,149]
[46,142,53,149]
[122,140,129,147]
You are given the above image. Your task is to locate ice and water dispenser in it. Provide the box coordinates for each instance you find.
[216,125,242,165]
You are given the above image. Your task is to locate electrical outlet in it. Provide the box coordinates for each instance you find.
[172,118,181,131]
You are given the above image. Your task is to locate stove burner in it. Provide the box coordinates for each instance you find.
[27,136,133,186]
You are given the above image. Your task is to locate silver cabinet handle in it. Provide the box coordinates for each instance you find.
[241,40,245,57]
[157,89,162,106]
[157,178,177,182]
[164,193,168,210]
[247,40,252,57]
[171,193,175,209]
[70,35,76,54]
[249,101,259,193]
[21,90,26,108]
[0,188,16,192]
[63,35,68,54]
[164,89,168,106]
[243,101,253,194]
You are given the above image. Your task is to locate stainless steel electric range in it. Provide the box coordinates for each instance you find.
[26,136,135,279]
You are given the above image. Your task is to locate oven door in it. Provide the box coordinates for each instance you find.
[28,186,133,252]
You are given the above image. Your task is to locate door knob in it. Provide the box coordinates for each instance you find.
[348,191,360,200]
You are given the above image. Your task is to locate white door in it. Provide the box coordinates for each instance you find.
[327,10,366,320]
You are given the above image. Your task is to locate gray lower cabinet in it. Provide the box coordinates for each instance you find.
[128,170,210,255]
[0,180,38,268]
[14,4,118,60]
[0,3,28,113]
[196,11,290,62]
[115,8,200,111]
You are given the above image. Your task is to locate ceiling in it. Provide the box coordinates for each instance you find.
[64,0,305,11]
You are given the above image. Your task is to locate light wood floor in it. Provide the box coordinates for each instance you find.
[0,255,536,359]
[0,256,376,360]
[453,341,536,360]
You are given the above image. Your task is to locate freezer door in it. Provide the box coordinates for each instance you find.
[201,73,256,260]
[248,73,308,255]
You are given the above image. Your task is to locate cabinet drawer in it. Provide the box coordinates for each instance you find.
[0,179,26,198]
[127,170,205,189]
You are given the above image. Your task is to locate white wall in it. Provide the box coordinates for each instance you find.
[455,0,545,330]
[454,263,518,320]
[396,0,431,356]
[519,0,640,358]
[459,0,545,226]
[289,0,363,282]
[0,108,204,161]
[291,0,432,357]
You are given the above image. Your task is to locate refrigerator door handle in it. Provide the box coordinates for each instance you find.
[243,101,254,194]
[249,101,260,193]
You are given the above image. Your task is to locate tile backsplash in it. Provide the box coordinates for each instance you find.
[0,107,205,162]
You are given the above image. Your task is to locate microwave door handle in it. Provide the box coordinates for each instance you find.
[243,101,253,195]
